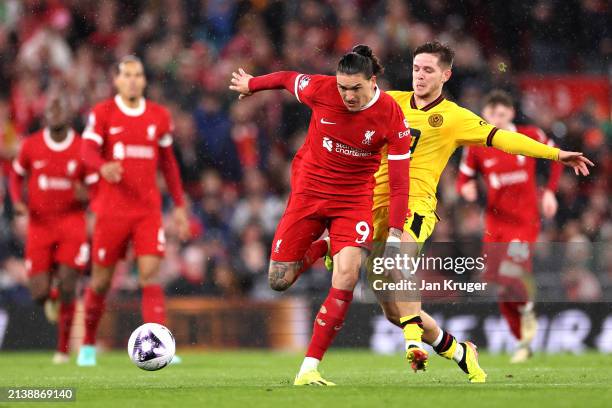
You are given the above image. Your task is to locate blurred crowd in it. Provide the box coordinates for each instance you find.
[0,0,610,303]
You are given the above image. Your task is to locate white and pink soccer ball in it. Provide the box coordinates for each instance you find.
[127,323,176,371]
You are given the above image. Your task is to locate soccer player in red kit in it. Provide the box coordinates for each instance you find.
[77,56,190,366]
[457,90,563,363]
[230,45,412,385]
[10,93,94,364]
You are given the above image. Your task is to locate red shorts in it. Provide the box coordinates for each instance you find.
[92,212,165,266]
[270,193,372,262]
[25,212,89,276]
[484,221,538,244]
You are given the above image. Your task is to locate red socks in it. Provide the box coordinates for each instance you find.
[83,287,106,345]
[57,301,75,354]
[142,284,167,325]
[498,275,530,340]
[296,239,329,277]
[499,301,524,339]
[82,284,167,346]
[306,287,353,360]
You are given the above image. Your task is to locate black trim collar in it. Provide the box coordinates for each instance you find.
[410,93,445,111]
[410,93,444,112]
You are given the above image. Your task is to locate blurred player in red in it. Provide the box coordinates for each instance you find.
[457,90,563,363]
[10,93,94,364]
[230,45,412,385]
[77,56,190,366]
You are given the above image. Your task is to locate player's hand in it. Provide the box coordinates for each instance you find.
[229,68,253,100]
[558,151,594,176]
[13,201,27,217]
[100,161,124,183]
[460,180,478,202]
[173,206,191,241]
[541,189,558,219]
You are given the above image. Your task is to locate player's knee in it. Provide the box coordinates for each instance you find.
[138,271,158,287]
[334,264,359,289]
[58,281,76,303]
[29,278,49,305]
[57,268,78,302]
[90,265,113,294]
[267,261,296,292]
[59,289,75,303]
[30,289,48,306]
[90,276,111,294]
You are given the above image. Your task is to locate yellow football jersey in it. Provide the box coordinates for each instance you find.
[373,91,497,211]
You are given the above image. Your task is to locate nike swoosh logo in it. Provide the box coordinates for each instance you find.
[109,126,124,135]
[320,118,336,125]
[483,159,497,168]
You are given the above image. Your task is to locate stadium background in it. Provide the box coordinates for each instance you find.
[0,0,610,354]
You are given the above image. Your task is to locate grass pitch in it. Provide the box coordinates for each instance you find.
[1,350,611,407]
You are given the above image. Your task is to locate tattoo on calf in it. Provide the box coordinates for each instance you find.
[268,260,302,291]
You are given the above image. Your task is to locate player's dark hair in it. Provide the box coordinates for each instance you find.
[414,41,454,68]
[115,55,144,74]
[483,90,514,108]
[337,44,384,78]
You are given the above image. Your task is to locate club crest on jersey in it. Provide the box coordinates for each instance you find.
[298,75,311,91]
[428,113,443,127]
[323,137,333,152]
[67,160,77,176]
[147,125,157,140]
[274,239,283,253]
[362,130,375,145]
[75,243,90,266]
[483,158,497,168]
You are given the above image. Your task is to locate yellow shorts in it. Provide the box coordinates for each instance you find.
[372,199,439,251]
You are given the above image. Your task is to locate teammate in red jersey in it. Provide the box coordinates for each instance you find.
[230,45,412,385]
[10,93,94,364]
[77,56,190,366]
[456,90,563,363]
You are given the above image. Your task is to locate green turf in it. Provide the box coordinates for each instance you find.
[1,350,611,407]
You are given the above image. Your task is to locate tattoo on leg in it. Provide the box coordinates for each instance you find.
[268,261,302,291]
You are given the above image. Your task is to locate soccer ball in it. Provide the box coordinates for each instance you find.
[127,323,176,371]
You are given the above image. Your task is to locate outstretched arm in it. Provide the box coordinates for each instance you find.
[455,108,594,177]
[229,69,299,100]
[489,130,594,176]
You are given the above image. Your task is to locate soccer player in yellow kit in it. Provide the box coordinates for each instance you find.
[371,42,593,382]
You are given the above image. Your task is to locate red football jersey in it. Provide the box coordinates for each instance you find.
[12,129,88,220]
[83,95,175,216]
[457,124,562,242]
[249,72,412,228]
